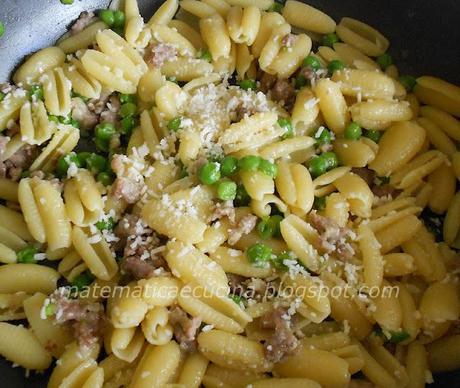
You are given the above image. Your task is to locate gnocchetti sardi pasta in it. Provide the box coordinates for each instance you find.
[0,0,459,386]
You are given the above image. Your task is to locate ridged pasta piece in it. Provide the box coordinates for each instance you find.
[130,342,181,387]
[275,161,314,216]
[210,246,274,278]
[251,11,285,58]
[202,364,266,388]
[350,99,412,130]
[149,0,179,25]
[81,29,148,93]
[251,193,287,219]
[417,117,457,156]
[414,76,460,117]
[64,170,103,226]
[369,121,426,177]
[383,253,415,277]
[398,283,421,341]
[110,283,149,329]
[333,172,373,218]
[58,21,107,54]
[251,378,321,388]
[444,192,460,246]
[336,17,389,56]
[18,177,72,249]
[372,280,403,332]
[0,263,59,294]
[280,214,321,272]
[138,276,181,307]
[291,88,320,134]
[358,224,383,289]
[41,67,72,117]
[419,105,460,141]
[110,326,145,362]
[227,6,261,45]
[23,292,73,358]
[72,226,118,281]
[124,0,151,49]
[324,192,349,227]
[48,342,101,388]
[427,335,460,373]
[19,100,55,145]
[333,42,380,70]
[13,46,66,85]
[198,330,272,372]
[274,341,350,386]
[314,78,350,134]
[57,250,87,282]
[0,322,52,370]
[165,240,229,295]
[178,284,250,333]
[282,0,335,34]
[426,164,456,214]
[177,352,209,388]
[375,214,421,254]
[29,125,80,172]
[219,111,280,153]
[0,93,28,136]
[199,13,231,60]
[0,222,28,264]
[332,69,395,100]
[240,170,275,201]
[141,307,173,345]
[63,58,102,99]
[333,138,375,168]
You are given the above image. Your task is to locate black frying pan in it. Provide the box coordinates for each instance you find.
[0,0,459,386]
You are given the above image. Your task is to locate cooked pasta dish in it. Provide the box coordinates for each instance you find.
[0,0,459,387]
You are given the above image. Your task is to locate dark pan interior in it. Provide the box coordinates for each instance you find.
[0,0,459,386]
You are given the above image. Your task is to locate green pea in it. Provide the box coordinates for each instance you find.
[313,196,326,210]
[238,155,261,172]
[268,214,283,237]
[295,74,307,89]
[95,122,116,141]
[48,115,59,124]
[302,55,321,71]
[0,21,4,38]
[0,91,5,102]
[322,33,339,47]
[364,129,382,143]
[94,137,109,152]
[121,116,137,135]
[77,152,92,166]
[217,180,237,201]
[344,122,362,140]
[308,155,328,177]
[44,303,56,317]
[258,159,278,178]
[120,102,137,118]
[246,243,272,267]
[257,215,282,239]
[257,218,273,239]
[58,114,72,125]
[314,127,332,145]
[95,217,115,231]
[60,0,74,4]
[220,156,238,177]
[28,85,44,101]
[198,162,221,185]
[167,117,182,132]
[99,9,115,26]
[119,93,136,104]
[17,246,39,264]
[388,330,410,343]
[86,153,107,174]
[238,79,257,91]
[376,53,393,70]
[97,171,115,186]
[20,170,31,179]
[70,118,80,128]
[113,10,126,28]
[322,151,339,170]
[272,250,294,271]
[234,184,250,206]
[398,75,417,92]
[328,59,346,74]
[229,294,246,305]
[278,117,293,139]
[71,271,95,291]
[268,2,283,13]
[56,152,81,177]
[197,49,212,62]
